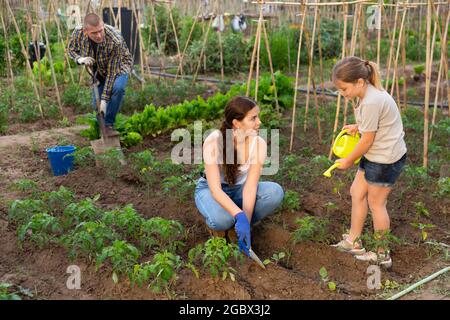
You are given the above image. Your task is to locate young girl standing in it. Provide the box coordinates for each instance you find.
[331,56,407,268]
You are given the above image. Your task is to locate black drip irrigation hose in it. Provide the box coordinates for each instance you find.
[133,70,449,110]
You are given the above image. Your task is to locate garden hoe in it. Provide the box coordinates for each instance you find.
[86,67,126,166]
[239,240,266,270]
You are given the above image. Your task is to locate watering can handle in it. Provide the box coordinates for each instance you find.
[323,162,341,178]
[334,129,348,143]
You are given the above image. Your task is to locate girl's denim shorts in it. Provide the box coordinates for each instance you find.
[358,153,407,187]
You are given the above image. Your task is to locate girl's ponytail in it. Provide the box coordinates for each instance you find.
[366,61,383,90]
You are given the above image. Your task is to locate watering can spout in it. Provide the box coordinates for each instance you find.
[323,162,340,178]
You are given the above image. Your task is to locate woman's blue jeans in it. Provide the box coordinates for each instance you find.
[194,177,284,231]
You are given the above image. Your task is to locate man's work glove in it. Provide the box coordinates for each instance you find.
[234,211,251,257]
[99,100,107,115]
[77,56,95,66]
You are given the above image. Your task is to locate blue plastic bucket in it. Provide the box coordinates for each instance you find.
[46,145,76,176]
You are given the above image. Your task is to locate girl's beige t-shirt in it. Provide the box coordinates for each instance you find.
[354,84,407,164]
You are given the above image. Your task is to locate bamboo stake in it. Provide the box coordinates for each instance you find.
[303,4,319,132]
[262,21,280,113]
[149,1,164,80]
[175,3,202,80]
[217,25,225,82]
[168,3,182,74]
[429,1,449,118]
[246,4,264,97]
[423,0,432,168]
[255,16,263,102]
[385,4,399,90]
[41,12,64,116]
[344,3,362,126]
[359,2,366,58]
[401,11,407,110]
[193,15,213,83]
[430,8,449,140]
[289,3,307,152]
[317,9,325,100]
[389,1,409,100]
[162,4,171,55]
[328,3,348,159]
[0,8,15,107]
[50,0,75,84]
[376,0,382,66]
[131,0,145,89]
[6,0,43,118]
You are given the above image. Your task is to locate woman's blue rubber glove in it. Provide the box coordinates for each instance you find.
[234,211,251,256]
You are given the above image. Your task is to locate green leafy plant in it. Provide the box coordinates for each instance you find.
[292,215,329,243]
[41,186,75,215]
[414,201,430,218]
[162,175,195,203]
[140,217,185,253]
[96,148,126,180]
[359,230,401,252]
[102,205,144,240]
[73,146,96,168]
[190,237,242,281]
[8,199,47,225]
[263,251,286,266]
[410,222,435,243]
[131,251,182,294]
[18,213,63,248]
[413,64,425,75]
[0,283,34,300]
[319,267,337,291]
[0,101,8,134]
[120,131,143,147]
[435,177,450,197]
[96,240,141,284]
[10,179,40,198]
[282,190,301,212]
[60,221,119,260]
[62,195,102,229]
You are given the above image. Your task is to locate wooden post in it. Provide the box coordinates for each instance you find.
[401,10,407,110]
[0,8,15,107]
[168,3,182,74]
[217,27,225,82]
[131,0,145,89]
[41,12,64,116]
[423,0,432,168]
[193,14,213,83]
[255,16,263,102]
[175,4,202,81]
[385,4,399,90]
[50,0,75,84]
[343,3,361,126]
[389,1,408,100]
[246,4,263,97]
[317,9,325,100]
[328,3,348,159]
[262,21,280,113]
[6,0,44,118]
[430,8,449,140]
[289,3,307,152]
[303,4,318,133]
[376,0,382,66]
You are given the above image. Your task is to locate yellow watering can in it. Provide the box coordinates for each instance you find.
[323,129,361,178]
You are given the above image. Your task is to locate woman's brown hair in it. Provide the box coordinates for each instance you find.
[332,56,383,90]
[220,96,257,185]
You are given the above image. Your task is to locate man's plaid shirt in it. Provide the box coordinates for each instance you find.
[68,24,133,101]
